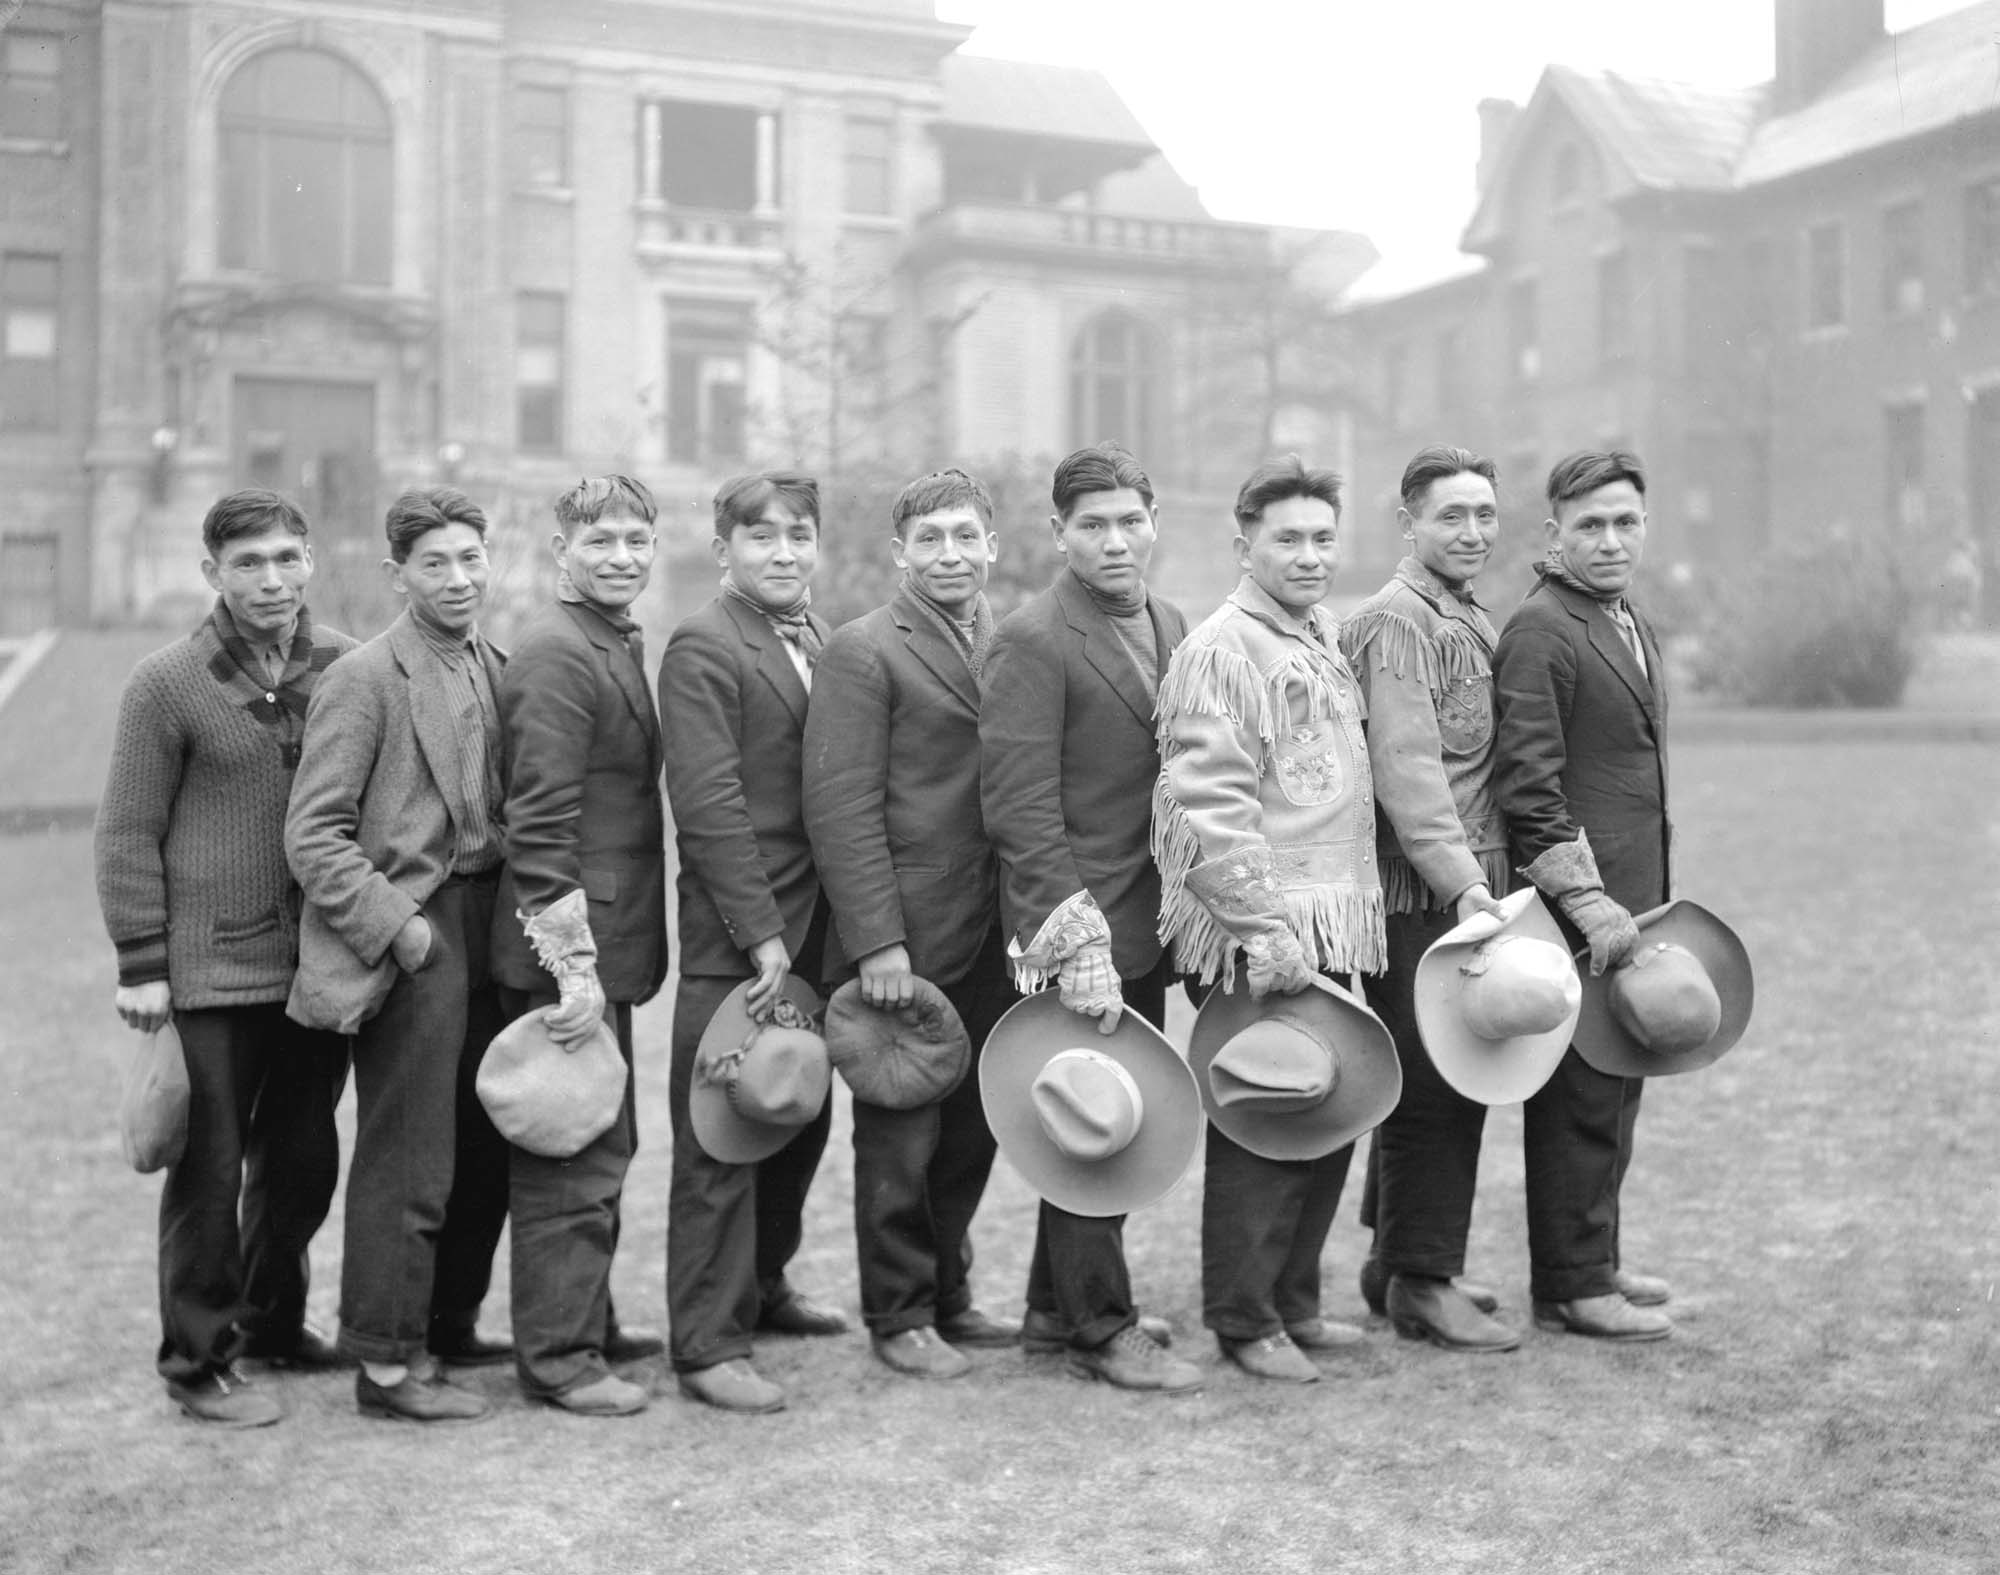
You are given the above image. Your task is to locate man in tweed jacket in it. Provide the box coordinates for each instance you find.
[94,489,355,1428]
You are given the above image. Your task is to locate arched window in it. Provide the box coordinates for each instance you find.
[1068,311,1155,455]
[219,48,391,285]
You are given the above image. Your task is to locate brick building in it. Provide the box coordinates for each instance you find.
[1341,0,2000,617]
[0,0,1372,636]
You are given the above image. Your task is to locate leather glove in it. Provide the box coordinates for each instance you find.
[1556,890,1641,977]
[521,890,607,1044]
[1242,928,1312,999]
[1056,938,1125,1031]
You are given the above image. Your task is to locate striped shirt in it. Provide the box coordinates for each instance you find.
[415,618,505,874]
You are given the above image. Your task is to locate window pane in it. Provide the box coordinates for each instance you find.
[514,86,568,187]
[518,387,561,453]
[844,117,892,215]
[655,101,759,211]
[3,33,62,141]
[3,308,55,358]
[266,132,345,282]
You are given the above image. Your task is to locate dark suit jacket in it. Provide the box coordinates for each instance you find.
[1492,573,1671,915]
[491,600,668,1006]
[979,572,1188,979]
[286,611,507,1033]
[658,594,831,979]
[803,584,999,987]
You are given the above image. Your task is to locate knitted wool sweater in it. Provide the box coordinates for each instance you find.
[93,602,356,1008]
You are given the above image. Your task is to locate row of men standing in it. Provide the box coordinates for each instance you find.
[94,434,1675,1424]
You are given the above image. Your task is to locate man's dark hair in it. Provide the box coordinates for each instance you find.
[1400,445,1499,512]
[383,487,489,564]
[1232,453,1343,533]
[555,474,657,531]
[891,467,993,537]
[200,489,310,559]
[1546,450,1646,513]
[714,469,820,539]
[1051,442,1154,519]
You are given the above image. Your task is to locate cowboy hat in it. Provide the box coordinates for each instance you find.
[1415,890,1582,1104]
[690,978,831,1163]
[1572,900,1754,1077]
[823,976,971,1110]
[979,990,1202,1217]
[476,1009,627,1158]
[1186,974,1401,1160]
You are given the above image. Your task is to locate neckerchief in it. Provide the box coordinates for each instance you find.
[559,575,646,666]
[1539,558,1645,668]
[204,598,318,770]
[902,575,994,679]
[723,578,823,664]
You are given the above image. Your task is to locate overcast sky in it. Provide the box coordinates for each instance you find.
[936,0,1967,278]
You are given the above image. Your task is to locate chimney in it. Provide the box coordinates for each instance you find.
[1476,98,1521,194]
[1774,0,1884,111]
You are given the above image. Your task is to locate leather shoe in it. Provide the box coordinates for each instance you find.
[428,1326,515,1368]
[677,1357,786,1414]
[1533,1292,1672,1342]
[1022,1308,1172,1354]
[1284,1316,1366,1351]
[536,1373,649,1417]
[1387,1275,1521,1354]
[604,1325,667,1364]
[1614,1268,1671,1307]
[1359,1256,1499,1318]
[757,1291,850,1337]
[357,1361,492,1422]
[1220,1331,1319,1384]
[872,1326,972,1380]
[1068,1324,1204,1393]
[935,1307,1022,1348]
[167,1364,281,1428]
[243,1322,350,1371]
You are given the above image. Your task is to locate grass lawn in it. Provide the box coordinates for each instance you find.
[2,738,1995,1575]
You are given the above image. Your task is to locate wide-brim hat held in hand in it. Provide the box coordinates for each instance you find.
[477,1009,627,1159]
[1415,890,1582,1104]
[823,976,972,1110]
[690,978,831,1163]
[979,990,1202,1217]
[1572,900,1754,1077]
[1186,974,1402,1160]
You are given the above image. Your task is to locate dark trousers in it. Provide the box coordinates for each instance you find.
[1363,906,1491,1280]
[1024,957,1168,1351]
[338,873,509,1365]
[667,963,832,1373]
[499,988,637,1398]
[853,931,1015,1335]
[156,1004,347,1383]
[1523,1047,1643,1302]
[1201,1126,1352,1341]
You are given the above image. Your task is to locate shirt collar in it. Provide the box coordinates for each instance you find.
[1395,555,1486,613]
[1226,574,1336,647]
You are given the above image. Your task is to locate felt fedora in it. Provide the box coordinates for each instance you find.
[979,990,1202,1217]
[1572,900,1754,1077]
[476,1009,627,1159]
[1186,974,1402,1160]
[823,976,972,1110]
[1415,890,1583,1105]
[690,978,831,1163]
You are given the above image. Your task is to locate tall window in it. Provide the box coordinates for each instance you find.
[1885,400,1925,533]
[1598,250,1632,364]
[1508,277,1539,381]
[1743,236,1775,340]
[219,49,392,285]
[1550,144,1582,210]
[1804,220,1846,330]
[1,253,59,431]
[1964,179,2000,298]
[2,31,61,142]
[641,101,763,211]
[1881,201,1924,316]
[1067,312,1154,453]
[844,117,894,216]
[513,84,569,189]
[516,292,566,454]
[666,298,749,466]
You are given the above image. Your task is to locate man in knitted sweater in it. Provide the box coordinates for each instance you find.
[94,489,356,1427]
[1152,455,1382,1384]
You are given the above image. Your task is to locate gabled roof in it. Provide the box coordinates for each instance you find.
[1739,0,2000,185]
[940,55,1156,150]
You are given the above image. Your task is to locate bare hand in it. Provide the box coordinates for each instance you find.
[1454,883,1507,926]
[744,935,793,1022]
[858,944,914,1010]
[391,915,435,973]
[115,981,172,1034]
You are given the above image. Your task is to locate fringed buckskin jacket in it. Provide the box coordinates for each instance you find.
[1152,576,1385,985]
[1339,557,1511,916]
